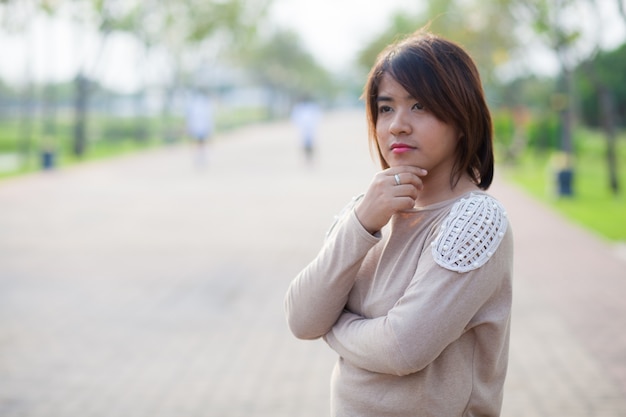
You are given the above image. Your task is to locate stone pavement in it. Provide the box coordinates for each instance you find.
[0,110,625,417]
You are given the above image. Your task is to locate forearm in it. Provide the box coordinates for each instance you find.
[285,211,380,339]
[324,194,513,375]
[324,257,510,375]
[324,311,414,375]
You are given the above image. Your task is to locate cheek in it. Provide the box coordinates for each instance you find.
[375,120,384,138]
[375,118,392,142]
[375,125,386,147]
[373,134,390,167]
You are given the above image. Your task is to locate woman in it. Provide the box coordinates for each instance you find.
[285,30,513,417]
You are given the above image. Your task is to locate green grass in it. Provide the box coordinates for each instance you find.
[0,116,169,179]
[0,106,271,180]
[503,130,626,242]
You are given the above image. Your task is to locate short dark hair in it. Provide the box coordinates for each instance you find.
[363,30,494,190]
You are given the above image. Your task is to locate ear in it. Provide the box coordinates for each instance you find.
[456,128,464,141]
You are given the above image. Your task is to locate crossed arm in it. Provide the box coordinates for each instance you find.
[285,204,510,376]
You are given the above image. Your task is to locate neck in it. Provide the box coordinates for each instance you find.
[415,174,479,207]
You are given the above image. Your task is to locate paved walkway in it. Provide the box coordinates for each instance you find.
[0,110,625,417]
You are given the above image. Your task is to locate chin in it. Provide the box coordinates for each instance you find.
[386,156,425,169]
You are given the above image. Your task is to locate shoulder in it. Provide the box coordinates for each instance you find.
[431,193,509,273]
[325,194,365,240]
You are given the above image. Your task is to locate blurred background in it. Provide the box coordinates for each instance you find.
[0,0,624,242]
[1,1,626,416]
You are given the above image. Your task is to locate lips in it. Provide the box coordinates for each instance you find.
[390,143,415,154]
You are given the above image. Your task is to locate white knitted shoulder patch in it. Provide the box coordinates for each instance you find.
[431,194,508,273]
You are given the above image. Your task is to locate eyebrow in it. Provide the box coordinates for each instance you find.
[376,94,415,103]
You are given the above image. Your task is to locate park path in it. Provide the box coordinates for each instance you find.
[1,110,625,416]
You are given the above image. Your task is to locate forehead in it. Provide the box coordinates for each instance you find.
[377,73,413,99]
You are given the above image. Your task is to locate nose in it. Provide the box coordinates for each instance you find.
[389,109,411,136]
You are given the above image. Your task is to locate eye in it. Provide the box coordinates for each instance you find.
[412,101,425,111]
[378,105,392,114]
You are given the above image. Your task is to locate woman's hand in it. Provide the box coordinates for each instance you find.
[355,166,427,234]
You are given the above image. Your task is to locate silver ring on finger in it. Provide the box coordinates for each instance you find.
[394,174,401,186]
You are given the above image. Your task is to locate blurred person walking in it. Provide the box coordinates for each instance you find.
[186,90,214,167]
[285,30,514,417]
[290,96,321,163]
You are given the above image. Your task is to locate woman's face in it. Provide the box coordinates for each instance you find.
[375,73,460,177]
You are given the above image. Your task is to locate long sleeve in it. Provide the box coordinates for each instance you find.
[298,192,513,417]
[323,193,513,376]
[323,236,512,375]
[285,208,381,340]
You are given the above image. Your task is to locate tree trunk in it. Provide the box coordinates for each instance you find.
[560,68,575,155]
[598,86,620,194]
[555,67,575,197]
[19,84,34,165]
[73,74,89,157]
[618,0,626,23]
[582,59,620,195]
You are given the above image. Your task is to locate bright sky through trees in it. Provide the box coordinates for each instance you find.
[268,0,423,72]
[0,0,624,92]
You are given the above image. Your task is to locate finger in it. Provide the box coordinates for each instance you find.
[385,167,427,187]
[394,184,420,199]
[392,196,417,212]
[392,172,424,191]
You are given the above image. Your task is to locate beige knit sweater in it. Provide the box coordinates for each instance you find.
[285,191,513,417]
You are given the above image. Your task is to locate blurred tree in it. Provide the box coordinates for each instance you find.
[579,0,625,194]
[356,13,420,73]
[618,0,626,22]
[503,0,626,197]
[68,0,272,155]
[67,0,138,156]
[0,0,131,157]
[577,43,626,194]
[494,75,556,111]
[577,45,626,128]
[356,0,626,197]
[502,0,580,172]
[234,28,335,117]
[0,0,275,157]
[508,0,624,196]
[134,0,273,135]
[355,0,518,86]
[0,0,61,166]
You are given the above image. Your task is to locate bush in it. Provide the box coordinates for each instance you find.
[526,113,561,152]
[492,110,515,149]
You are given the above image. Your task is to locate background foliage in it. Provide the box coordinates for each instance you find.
[0,0,624,240]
